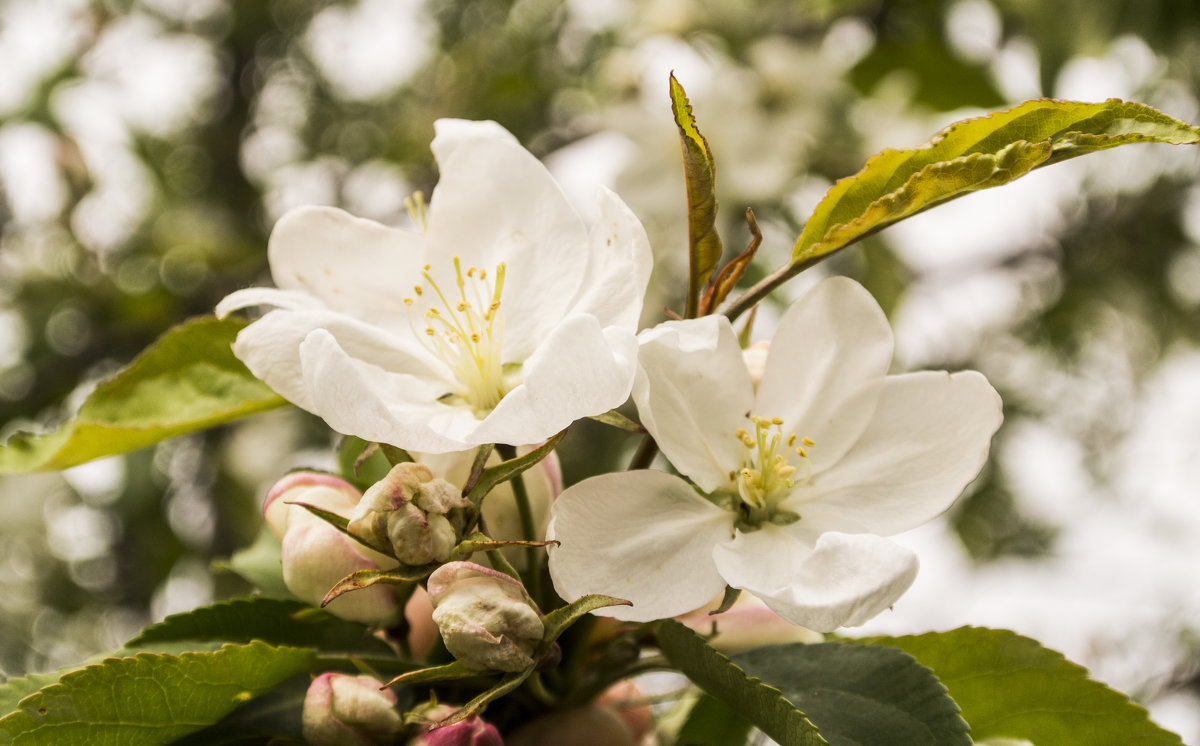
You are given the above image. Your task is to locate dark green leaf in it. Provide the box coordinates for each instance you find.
[670,72,723,318]
[0,317,285,474]
[793,99,1200,267]
[124,597,394,658]
[0,642,318,745]
[863,627,1185,745]
[656,620,827,746]
[732,642,970,746]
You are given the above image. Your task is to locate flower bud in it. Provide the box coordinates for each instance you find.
[263,471,361,539]
[281,516,399,624]
[419,447,562,572]
[348,463,471,565]
[597,680,653,743]
[408,711,503,746]
[302,672,404,746]
[428,561,543,672]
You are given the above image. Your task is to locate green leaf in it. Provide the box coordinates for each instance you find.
[793,99,1200,267]
[0,317,285,474]
[0,672,67,716]
[670,72,723,318]
[675,693,754,746]
[731,642,970,746]
[0,642,318,745]
[466,431,565,507]
[863,627,1184,745]
[214,528,293,599]
[656,620,827,746]
[124,597,395,658]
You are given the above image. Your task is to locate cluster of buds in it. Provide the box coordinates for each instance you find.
[348,462,472,566]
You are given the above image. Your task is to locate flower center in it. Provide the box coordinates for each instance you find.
[405,257,512,417]
[729,415,813,527]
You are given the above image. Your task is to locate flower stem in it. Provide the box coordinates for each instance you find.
[496,444,541,602]
[722,254,825,323]
[628,433,659,471]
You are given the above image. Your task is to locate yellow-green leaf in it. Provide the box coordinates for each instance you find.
[0,316,285,473]
[671,73,724,318]
[793,98,1200,265]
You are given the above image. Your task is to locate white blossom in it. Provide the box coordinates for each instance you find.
[548,278,1003,632]
[219,119,651,453]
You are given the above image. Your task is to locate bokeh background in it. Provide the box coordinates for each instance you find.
[1,0,1199,739]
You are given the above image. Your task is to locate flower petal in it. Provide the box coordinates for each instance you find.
[232,309,442,414]
[633,316,751,492]
[425,123,591,357]
[567,186,653,330]
[266,205,426,323]
[296,329,472,453]
[756,277,894,472]
[713,528,918,632]
[547,471,732,622]
[216,287,323,317]
[471,314,638,447]
[798,370,1002,536]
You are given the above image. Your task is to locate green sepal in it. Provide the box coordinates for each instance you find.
[465,431,566,507]
[540,594,632,646]
[321,564,437,607]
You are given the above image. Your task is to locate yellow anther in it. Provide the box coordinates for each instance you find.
[423,264,431,271]
[467,267,476,278]
[457,302,469,312]
[425,328,436,336]
[796,448,807,459]
[787,434,796,447]
[771,416,783,425]
[414,286,423,296]
[404,298,414,306]
[802,437,815,447]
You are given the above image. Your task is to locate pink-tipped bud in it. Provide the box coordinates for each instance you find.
[409,713,503,746]
[263,471,360,539]
[428,561,543,672]
[302,672,403,746]
[281,518,399,625]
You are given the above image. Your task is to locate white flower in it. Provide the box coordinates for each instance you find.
[547,278,1003,632]
[218,119,652,453]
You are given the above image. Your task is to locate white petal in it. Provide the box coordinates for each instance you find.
[547,471,733,622]
[756,277,894,471]
[232,309,440,413]
[567,187,653,330]
[424,131,590,357]
[798,370,1003,536]
[281,521,399,625]
[216,287,322,317]
[471,314,639,447]
[297,329,472,453]
[713,528,918,632]
[633,317,751,492]
[267,205,426,320]
[431,118,520,162]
